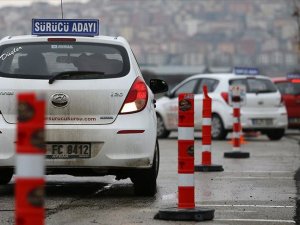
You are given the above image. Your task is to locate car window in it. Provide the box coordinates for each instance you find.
[0,42,130,79]
[173,79,199,97]
[197,78,219,93]
[275,81,300,95]
[230,78,277,93]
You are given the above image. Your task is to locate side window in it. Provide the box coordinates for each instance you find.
[197,78,219,93]
[275,82,295,95]
[229,79,247,86]
[173,79,199,97]
[229,79,247,92]
[275,82,289,94]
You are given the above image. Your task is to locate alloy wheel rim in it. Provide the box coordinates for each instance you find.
[212,116,222,138]
[157,116,165,136]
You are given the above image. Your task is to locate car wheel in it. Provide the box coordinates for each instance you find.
[0,169,13,185]
[131,140,159,196]
[156,114,170,138]
[211,114,228,140]
[266,129,285,140]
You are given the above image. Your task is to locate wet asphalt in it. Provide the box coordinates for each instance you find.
[0,131,299,225]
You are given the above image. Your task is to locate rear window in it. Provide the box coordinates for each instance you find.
[275,81,300,95]
[0,42,130,79]
[229,78,277,93]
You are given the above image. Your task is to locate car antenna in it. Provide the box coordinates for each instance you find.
[61,0,64,19]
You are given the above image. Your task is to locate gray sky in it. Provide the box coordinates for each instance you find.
[0,0,89,8]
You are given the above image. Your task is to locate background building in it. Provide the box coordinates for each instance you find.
[0,0,297,81]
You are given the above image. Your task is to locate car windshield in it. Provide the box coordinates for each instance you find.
[229,78,277,93]
[275,81,300,95]
[0,42,130,79]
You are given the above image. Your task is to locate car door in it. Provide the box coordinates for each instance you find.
[166,78,201,130]
[276,80,300,121]
[195,78,220,129]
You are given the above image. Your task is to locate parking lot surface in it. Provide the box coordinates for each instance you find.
[0,131,299,225]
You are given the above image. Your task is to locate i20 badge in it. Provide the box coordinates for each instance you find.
[50,93,70,108]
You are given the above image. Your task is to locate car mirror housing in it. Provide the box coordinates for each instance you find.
[150,79,168,94]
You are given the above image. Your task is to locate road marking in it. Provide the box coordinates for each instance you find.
[214,219,295,223]
[219,210,256,213]
[214,176,293,180]
[230,171,293,173]
[199,204,294,208]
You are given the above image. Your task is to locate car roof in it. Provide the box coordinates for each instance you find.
[271,77,287,82]
[170,73,273,93]
[0,35,129,46]
[185,73,272,81]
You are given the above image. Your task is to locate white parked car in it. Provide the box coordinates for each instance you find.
[0,21,168,196]
[156,73,288,140]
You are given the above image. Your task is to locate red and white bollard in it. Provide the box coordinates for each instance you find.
[228,113,247,145]
[15,93,46,225]
[177,93,195,208]
[233,105,241,151]
[155,93,214,221]
[195,86,223,172]
[238,123,247,144]
[224,102,249,158]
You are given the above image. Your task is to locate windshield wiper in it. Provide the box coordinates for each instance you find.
[49,71,105,84]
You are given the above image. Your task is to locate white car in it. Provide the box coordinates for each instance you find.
[156,73,288,140]
[0,26,168,196]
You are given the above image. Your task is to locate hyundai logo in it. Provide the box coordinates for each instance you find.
[50,93,70,108]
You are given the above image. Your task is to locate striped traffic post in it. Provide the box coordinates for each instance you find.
[177,93,195,208]
[195,86,223,172]
[228,117,247,145]
[15,93,46,225]
[224,88,250,158]
[155,93,214,221]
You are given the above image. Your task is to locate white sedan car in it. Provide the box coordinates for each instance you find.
[156,73,287,140]
[0,34,168,196]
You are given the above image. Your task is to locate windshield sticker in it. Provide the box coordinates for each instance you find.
[51,45,73,49]
[0,91,14,96]
[0,47,22,61]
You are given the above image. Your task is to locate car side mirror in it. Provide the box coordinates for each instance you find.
[150,79,168,94]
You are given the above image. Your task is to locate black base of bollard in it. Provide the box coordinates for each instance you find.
[224,151,250,158]
[154,207,214,221]
[194,164,224,172]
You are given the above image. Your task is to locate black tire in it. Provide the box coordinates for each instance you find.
[156,114,170,138]
[131,140,159,196]
[211,114,228,140]
[266,129,285,140]
[0,169,13,185]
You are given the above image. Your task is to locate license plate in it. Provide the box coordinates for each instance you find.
[252,119,273,126]
[289,118,300,124]
[46,143,91,159]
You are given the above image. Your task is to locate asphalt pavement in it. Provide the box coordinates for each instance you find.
[0,131,299,225]
[295,167,300,224]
